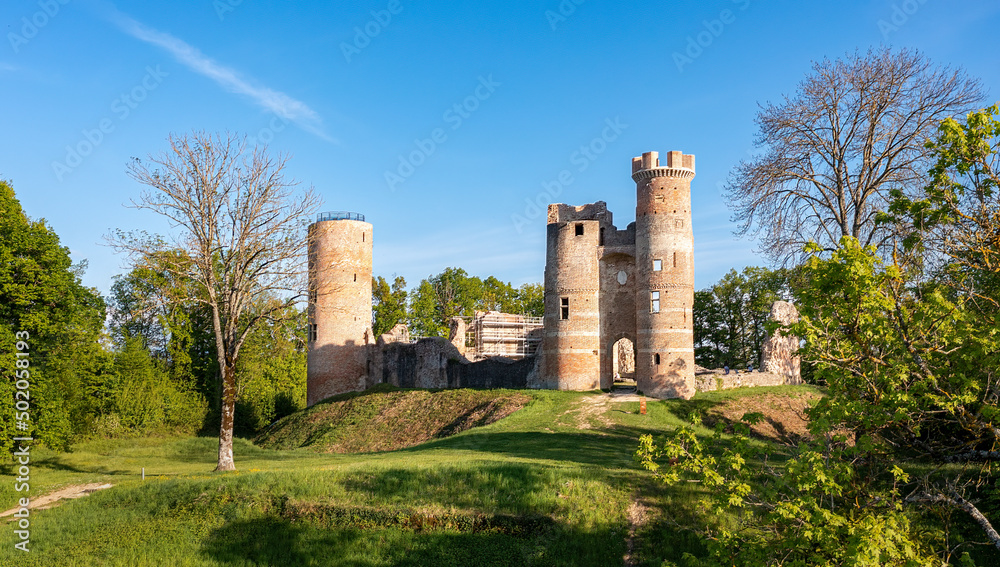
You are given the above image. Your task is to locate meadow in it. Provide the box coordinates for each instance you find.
[0,385,822,566]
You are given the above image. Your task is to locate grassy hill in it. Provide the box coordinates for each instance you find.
[0,385,825,566]
[255,385,531,453]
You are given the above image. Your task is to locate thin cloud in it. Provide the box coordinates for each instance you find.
[106,8,331,141]
[0,62,17,72]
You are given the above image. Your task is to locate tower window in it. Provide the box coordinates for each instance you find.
[354,273,357,282]
[560,297,570,320]
[309,288,317,305]
[599,227,605,245]
[650,291,660,313]
[362,232,365,242]
[309,324,318,342]
[575,223,584,236]
[654,353,660,365]
[653,259,662,272]
[673,252,677,267]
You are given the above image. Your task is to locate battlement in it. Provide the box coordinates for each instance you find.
[631,151,695,181]
[546,201,611,225]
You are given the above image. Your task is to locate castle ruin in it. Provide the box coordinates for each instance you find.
[306,150,699,404]
[538,150,696,399]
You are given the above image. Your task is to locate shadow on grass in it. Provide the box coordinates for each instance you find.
[201,516,625,567]
[407,430,641,469]
[1,456,132,477]
[337,462,549,516]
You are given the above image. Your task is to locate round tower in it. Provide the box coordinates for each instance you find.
[633,151,696,399]
[541,203,605,390]
[307,212,373,406]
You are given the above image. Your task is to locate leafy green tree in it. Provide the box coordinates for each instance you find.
[644,234,1000,562]
[692,267,789,369]
[0,180,105,452]
[406,268,544,336]
[372,275,408,336]
[107,258,219,419]
[692,289,725,367]
[408,280,445,337]
[476,276,515,313]
[637,415,940,566]
[513,283,544,318]
[233,303,307,434]
[408,268,480,337]
[642,107,1000,567]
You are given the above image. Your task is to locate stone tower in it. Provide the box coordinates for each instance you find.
[633,151,696,398]
[542,202,609,391]
[307,212,373,406]
[540,150,696,399]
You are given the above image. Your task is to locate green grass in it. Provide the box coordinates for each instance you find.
[0,386,821,566]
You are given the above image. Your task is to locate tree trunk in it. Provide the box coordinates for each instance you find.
[215,362,237,472]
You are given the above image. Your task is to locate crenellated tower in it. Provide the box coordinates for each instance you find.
[632,151,696,398]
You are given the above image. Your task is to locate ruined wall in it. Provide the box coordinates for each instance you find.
[307,216,373,406]
[760,301,802,384]
[371,336,536,390]
[694,370,792,392]
[633,151,696,399]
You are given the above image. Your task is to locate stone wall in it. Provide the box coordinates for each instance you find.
[369,336,539,392]
[694,370,792,392]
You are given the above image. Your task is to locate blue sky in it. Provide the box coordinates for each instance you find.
[3,0,999,295]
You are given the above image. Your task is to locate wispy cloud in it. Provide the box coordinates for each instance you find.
[105,7,330,141]
[0,62,18,72]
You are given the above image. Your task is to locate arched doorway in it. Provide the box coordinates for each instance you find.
[611,337,635,385]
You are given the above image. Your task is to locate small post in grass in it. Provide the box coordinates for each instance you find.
[640,396,647,415]
[142,467,145,481]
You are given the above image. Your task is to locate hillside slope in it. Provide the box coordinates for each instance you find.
[255,385,531,453]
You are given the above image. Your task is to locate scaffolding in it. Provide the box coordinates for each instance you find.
[466,311,543,361]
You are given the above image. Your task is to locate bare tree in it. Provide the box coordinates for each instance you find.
[110,131,320,471]
[726,47,982,264]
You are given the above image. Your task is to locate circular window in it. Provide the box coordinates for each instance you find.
[617,270,627,285]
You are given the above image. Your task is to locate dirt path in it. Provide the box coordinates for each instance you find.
[0,483,113,518]
[560,389,645,429]
[623,497,651,567]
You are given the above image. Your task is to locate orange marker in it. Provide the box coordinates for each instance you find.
[640,396,647,415]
